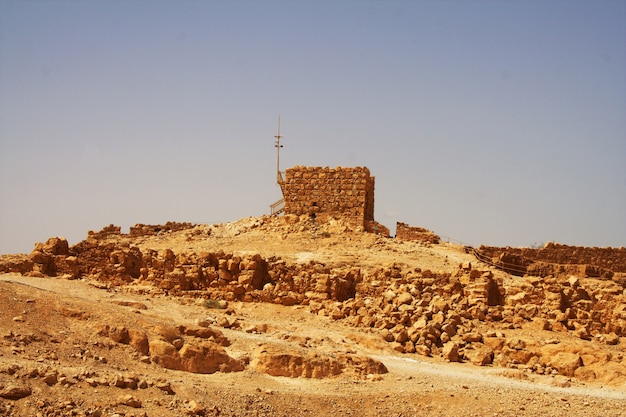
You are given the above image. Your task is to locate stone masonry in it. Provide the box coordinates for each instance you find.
[477,243,626,279]
[282,166,375,229]
[395,222,441,244]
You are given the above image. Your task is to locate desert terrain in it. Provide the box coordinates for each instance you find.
[1,214,625,416]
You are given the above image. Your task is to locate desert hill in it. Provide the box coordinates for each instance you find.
[1,214,625,416]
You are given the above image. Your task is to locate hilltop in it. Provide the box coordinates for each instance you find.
[1,214,625,416]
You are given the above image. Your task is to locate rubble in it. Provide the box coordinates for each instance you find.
[0,215,625,416]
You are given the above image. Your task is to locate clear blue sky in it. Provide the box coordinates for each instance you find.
[1,0,625,254]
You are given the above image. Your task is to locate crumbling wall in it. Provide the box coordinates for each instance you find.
[282,166,374,228]
[130,222,195,237]
[365,220,390,237]
[395,222,440,244]
[477,243,626,278]
[3,227,626,381]
[87,224,121,240]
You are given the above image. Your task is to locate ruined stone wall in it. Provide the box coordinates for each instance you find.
[87,224,121,240]
[6,236,626,374]
[364,220,390,237]
[478,243,626,277]
[3,229,626,381]
[395,223,441,244]
[84,223,196,240]
[282,166,374,227]
[130,222,195,237]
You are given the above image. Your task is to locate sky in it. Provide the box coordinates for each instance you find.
[1,0,625,254]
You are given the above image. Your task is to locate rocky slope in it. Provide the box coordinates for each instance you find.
[1,214,625,416]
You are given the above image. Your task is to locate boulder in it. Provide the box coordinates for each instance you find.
[252,344,342,378]
[178,325,230,346]
[129,329,149,355]
[186,400,206,415]
[429,295,449,313]
[149,339,181,370]
[178,341,244,374]
[501,347,536,365]
[29,250,56,275]
[442,341,460,362]
[464,344,494,366]
[109,326,130,344]
[462,332,483,343]
[414,345,431,357]
[394,328,409,344]
[149,338,243,374]
[281,294,298,306]
[0,383,32,399]
[152,326,182,343]
[118,394,142,408]
[396,292,413,306]
[337,354,388,378]
[601,333,620,345]
[548,352,582,377]
[42,237,70,256]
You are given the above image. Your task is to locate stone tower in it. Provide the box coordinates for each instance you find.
[281,166,387,234]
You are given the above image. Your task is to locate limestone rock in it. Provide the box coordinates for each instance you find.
[464,344,494,366]
[414,345,431,357]
[337,354,388,378]
[396,292,413,306]
[186,400,206,415]
[501,347,535,365]
[128,329,149,355]
[0,383,32,399]
[462,332,483,343]
[149,337,243,374]
[42,237,70,256]
[178,325,230,346]
[548,352,582,377]
[109,326,130,344]
[152,325,182,343]
[601,333,620,345]
[178,341,244,374]
[442,341,460,362]
[118,394,142,408]
[252,344,342,378]
[149,339,181,370]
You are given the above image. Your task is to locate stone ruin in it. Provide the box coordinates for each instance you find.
[476,243,626,280]
[280,166,389,236]
[395,222,441,244]
[1,218,626,383]
[1,160,625,383]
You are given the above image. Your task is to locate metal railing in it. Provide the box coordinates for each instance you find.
[469,247,528,276]
[270,198,285,216]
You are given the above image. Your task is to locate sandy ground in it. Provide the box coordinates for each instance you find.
[1,216,625,416]
[1,270,625,417]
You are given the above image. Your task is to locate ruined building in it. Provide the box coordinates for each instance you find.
[275,166,389,236]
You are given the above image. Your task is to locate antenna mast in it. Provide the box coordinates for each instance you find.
[274,115,284,185]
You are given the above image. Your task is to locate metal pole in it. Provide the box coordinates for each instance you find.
[274,115,283,184]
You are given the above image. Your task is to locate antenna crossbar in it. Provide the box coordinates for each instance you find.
[274,115,284,185]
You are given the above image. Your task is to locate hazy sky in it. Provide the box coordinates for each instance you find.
[1,0,625,254]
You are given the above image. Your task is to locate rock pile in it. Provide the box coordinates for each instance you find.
[314,262,626,382]
[95,322,245,375]
[1,218,625,384]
